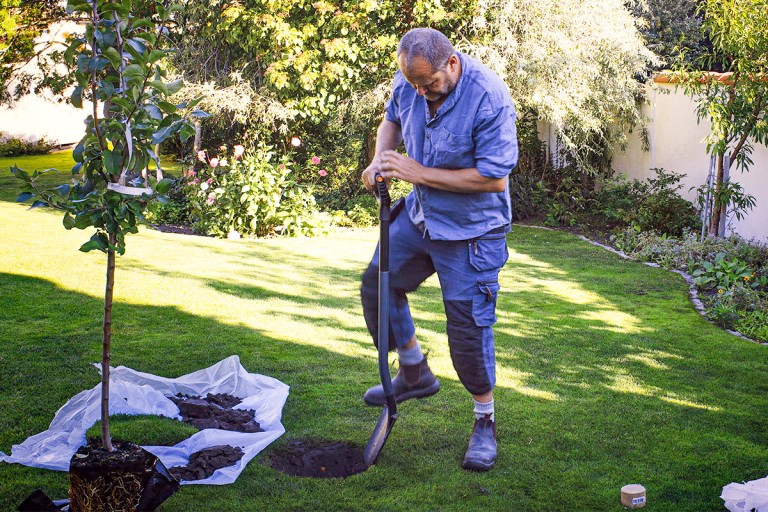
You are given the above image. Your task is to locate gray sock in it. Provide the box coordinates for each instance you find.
[473,399,495,421]
[397,342,424,366]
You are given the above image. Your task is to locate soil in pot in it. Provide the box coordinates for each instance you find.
[68,440,179,512]
[267,438,367,478]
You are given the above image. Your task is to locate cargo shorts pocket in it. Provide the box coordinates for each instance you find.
[473,281,500,327]
[468,237,509,272]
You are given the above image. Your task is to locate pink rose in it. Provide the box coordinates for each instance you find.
[210,157,219,167]
[220,158,228,167]
[311,156,321,165]
[318,169,327,177]
[290,137,302,147]
[206,196,215,205]
[206,178,213,184]
[234,145,245,158]
[196,150,207,162]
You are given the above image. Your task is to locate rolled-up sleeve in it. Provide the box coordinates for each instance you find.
[473,102,518,179]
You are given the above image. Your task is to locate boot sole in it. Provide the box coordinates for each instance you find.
[462,458,496,471]
[363,381,440,407]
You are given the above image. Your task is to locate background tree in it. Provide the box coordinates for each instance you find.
[631,0,707,70]
[13,0,197,451]
[674,0,768,236]
[466,0,657,175]
[0,0,66,103]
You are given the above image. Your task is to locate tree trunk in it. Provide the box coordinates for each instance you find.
[101,234,116,452]
[708,153,725,237]
[190,120,202,173]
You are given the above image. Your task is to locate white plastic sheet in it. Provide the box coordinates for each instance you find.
[722,476,768,512]
[0,355,289,485]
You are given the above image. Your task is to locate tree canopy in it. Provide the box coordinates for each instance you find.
[466,0,657,172]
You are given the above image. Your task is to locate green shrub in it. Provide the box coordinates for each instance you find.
[736,310,768,343]
[591,168,700,236]
[0,134,57,157]
[187,143,332,238]
[691,252,757,291]
[145,178,195,226]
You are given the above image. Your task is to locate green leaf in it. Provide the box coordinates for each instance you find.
[74,212,94,229]
[155,178,175,194]
[152,125,175,145]
[133,32,157,45]
[63,38,84,65]
[73,143,85,163]
[125,38,148,58]
[71,86,84,109]
[148,50,166,64]
[103,47,122,69]
[16,192,34,203]
[148,80,169,96]
[29,200,48,210]
[157,100,177,114]
[190,110,211,118]
[123,64,146,80]
[11,166,30,182]
[79,240,105,253]
[55,184,71,197]
[103,149,117,175]
[63,213,76,230]
[166,79,184,95]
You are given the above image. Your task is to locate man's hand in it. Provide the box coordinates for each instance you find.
[362,154,386,194]
[377,150,424,185]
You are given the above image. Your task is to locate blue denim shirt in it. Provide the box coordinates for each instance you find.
[384,52,518,241]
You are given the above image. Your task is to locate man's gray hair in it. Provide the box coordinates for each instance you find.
[397,28,455,72]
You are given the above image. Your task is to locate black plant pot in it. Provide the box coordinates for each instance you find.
[68,440,179,512]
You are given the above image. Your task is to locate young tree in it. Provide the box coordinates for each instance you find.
[13,0,199,451]
[674,0,768,236]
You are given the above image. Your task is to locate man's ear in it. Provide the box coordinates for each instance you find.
[447,54,460,72]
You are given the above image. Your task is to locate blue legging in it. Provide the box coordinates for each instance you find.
[361,210,508,396]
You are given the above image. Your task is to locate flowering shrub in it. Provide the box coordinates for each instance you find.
[187,142,332,238]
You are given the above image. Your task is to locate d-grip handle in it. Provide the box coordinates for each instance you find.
[374,172,390,208]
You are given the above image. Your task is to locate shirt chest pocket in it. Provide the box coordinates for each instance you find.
[430,126,475,169]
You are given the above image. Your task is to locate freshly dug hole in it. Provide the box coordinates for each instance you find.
[267,439,367,478]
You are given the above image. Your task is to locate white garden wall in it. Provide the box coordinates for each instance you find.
[611,80,768,242]
[0,20,89,146]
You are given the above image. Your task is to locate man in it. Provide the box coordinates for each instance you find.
[360,28,518,471]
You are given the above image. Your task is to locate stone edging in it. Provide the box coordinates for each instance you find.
[518,224,763,345]
[574,233,763,345]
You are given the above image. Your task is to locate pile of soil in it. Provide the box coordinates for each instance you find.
[267,439,367,478]
[169,393,263,433]
[168,445,244,482]
[166,393,258,482]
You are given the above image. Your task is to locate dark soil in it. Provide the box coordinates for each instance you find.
[154,224,200,236]
[169,393,263,433]
[164,393,258,482]
[267,439,367,478]
[68,440,179,512]
[168,445,244,482]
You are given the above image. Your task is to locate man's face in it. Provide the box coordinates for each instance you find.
[397,53,459,103]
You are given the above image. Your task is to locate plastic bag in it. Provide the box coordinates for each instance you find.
[0,355,289,485]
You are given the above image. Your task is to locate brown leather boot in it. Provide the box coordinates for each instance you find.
[363,357,440,406]
[462,415,497,471]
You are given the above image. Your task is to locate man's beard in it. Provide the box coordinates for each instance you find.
[425,76,456,103]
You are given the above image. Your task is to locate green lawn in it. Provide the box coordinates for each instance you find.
[0,149,184,202]
[1,200,767,511]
